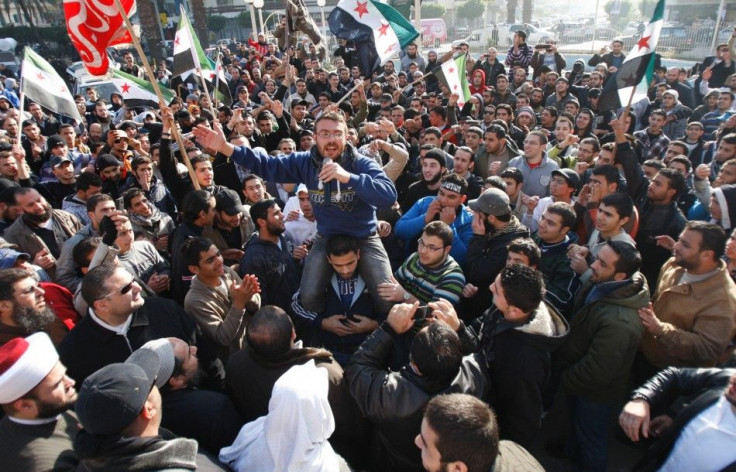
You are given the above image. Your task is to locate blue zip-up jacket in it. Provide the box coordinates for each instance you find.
[394,195,474,266]
[230,143,397,238]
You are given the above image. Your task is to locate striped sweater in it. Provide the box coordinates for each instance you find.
[395,253,465,306]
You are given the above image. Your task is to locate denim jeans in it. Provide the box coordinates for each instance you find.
[565,395,614,472]
[300,233,394,315]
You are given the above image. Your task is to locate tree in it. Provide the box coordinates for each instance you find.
[604,0,632,28]
[421,3,446,18]
[506,0,517,24]
[522,0,533,24]
[208,14,227,35]
[237,11,253,29]
[457,0,484,22]
[190,0,208,48]
[137,0,163,63]
[638,0,655,17]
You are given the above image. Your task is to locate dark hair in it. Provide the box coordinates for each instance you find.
[507,237,541,267]
[455,146,476,163]
[250,198,278,226]
[122,188,145,210]
[181,237,215,269]
[499,264,545,314]
[246,305,294,358]
[75,171,102,191]
[685,220,727,260]
[85,193,113,213]
[410,323,463,385]
[649,109,667,120]
[590,164,619,186]
[600,192,634,220]
[423,394,499,472]
[326,234,359,257]
[669,140,689,157]
[440,173,468,196]
[484,176,507,191]
[72,236,101,271]
[546,201,577,230]
[656,168,685,199]
[242,173,264,189]
[500,167,523,184]
[181,189,214,224]
[527,130,549,145]
[423,220,454,247]
[669,155,692,173]
[131,156,153,172]
[423,148,447,167]
[189,154,211,171]
[81,263,119,306]
[605,240,641,278]
[423,127,442,139]
[429,106,447,120]
[484,124,506,140]
[0,268,35,301]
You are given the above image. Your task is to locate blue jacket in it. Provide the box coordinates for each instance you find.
[317,274,381,352]
[230,143,397,238]
[394,196,474,266]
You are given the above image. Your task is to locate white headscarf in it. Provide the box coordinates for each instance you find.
[219,360,340,472]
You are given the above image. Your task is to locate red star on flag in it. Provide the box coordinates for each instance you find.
[209,72,216,80]
[448,67,454,74]
[174,36,181,46]
[36,72,44,80]
[637,34,651,50]
[453,84,458,90]
[121,82,131,93]
[60,85,67,93]
[384,44,395,54]
[354,1,368,18]
[377,22,389,37]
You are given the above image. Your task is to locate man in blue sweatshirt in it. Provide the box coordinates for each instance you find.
[193,111,398,314]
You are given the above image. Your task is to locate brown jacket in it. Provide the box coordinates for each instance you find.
[3,210,82,281]
[641,258,736,368]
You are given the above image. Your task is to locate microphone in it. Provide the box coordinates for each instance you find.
[318,157,341,200]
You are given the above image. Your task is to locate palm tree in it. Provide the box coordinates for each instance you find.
[522,0,532,23]
[137,0,164,63]
[190,0,209,51]
[506,0,517,23]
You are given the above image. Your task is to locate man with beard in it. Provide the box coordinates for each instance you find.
[635,222,736,378]
[21,120,47,175]
[122,188,175,256]
[0,269,68,346]
[202,189,255,265]
[137,338,244,455]
[194,111,397,315]
[86,100,112,136]
[0,332,80,471]
[3,188,82,281]
[2,116,20,142]
[28,102,60,137]
[400,148,446,212]
[238,199,302,313]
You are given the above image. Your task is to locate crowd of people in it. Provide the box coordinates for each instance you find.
[0,25,735,472]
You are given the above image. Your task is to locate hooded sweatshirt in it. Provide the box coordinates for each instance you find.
[712,184,736,232]
[469,69,487,95]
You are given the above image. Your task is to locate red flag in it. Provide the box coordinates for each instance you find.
[63,0,137,76]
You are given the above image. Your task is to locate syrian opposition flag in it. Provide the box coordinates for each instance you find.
[172,6,203,79]
[433,54,472,108]
[598,0,664,112]
[328,0,419,77]
[110,69,175,109]
[63,0,137,76]
[20,47,83,122]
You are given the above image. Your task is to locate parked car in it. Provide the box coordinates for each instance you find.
[421,18,447,48]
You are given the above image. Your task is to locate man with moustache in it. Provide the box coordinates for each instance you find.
[194,111,397,315]
[0,269,69,346]
[3,188,82,281]
[0,332,80,471]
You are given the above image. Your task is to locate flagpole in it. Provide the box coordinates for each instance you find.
[335,80,363,105]
[401,53,461,93]
[112,0,201,190]
[213,53,221,109]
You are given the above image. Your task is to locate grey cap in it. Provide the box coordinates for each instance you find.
[468,188,511,216]
[139,339,176,389]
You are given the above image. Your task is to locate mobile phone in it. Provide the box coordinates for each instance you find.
[414,306,431,320]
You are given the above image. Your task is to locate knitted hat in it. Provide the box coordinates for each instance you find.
[0,332,58,404]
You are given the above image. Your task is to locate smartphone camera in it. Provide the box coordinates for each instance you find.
[414,306,431,320]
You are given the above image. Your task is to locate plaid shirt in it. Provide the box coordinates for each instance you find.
[634,129,671,161]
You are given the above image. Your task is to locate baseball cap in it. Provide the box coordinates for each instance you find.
[0,247,31,269]
[50,155,73,168]
[551,168,580,188]
[95,153,123,172]
[215,188,246,215]
[76,349,160,435]
[468,188,511,216]
[380,93,393,102]
[46,134,66,149]
[138,339,176,389]
[0,141,13,152]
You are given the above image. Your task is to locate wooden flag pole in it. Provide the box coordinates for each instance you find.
[112,0,200,189]
[400,53,461,93]
[335,80,363,105]
[196,67,219,120]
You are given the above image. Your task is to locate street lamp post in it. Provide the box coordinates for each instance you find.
[244,0,258,38]
[254,0,265,35]
[317,0,327,40]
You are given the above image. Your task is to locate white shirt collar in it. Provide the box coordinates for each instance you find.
[8,416,59,425]
[88,308,132,335]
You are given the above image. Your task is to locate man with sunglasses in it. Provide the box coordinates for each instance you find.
[59,264,202,387]
[0,269,69,347]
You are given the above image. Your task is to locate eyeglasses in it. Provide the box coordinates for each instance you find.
[316,130,345,139]
[550,177,569,185]
[96,280,135,300]
[523,140,542,146]
[417,238,446,252]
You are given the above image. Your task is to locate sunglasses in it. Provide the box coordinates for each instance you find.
[96,280,135,300]
[114,138,127,144]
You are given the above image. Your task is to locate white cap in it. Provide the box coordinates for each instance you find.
[0,332,58,404]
